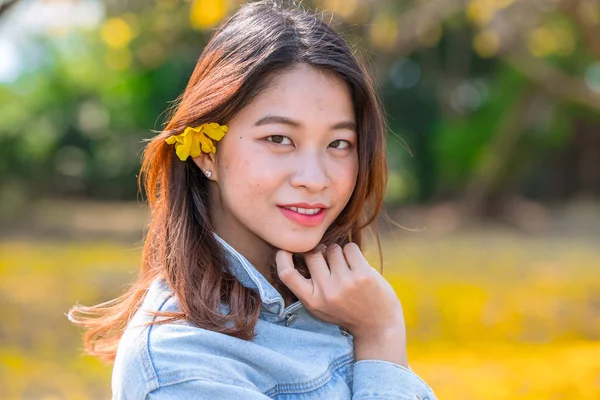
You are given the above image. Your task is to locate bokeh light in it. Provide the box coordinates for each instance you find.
[190,0,228,29]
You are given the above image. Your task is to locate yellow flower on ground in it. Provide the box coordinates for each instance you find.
[165,122,228,161]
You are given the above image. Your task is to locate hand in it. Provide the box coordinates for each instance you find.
[275,243,406,340]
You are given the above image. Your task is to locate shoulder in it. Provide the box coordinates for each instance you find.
[111,278,259,399]
[111,279,171,399]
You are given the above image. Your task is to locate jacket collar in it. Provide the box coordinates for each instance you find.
[213,232,287,316]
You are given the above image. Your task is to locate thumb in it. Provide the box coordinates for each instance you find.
[275,250,312,299]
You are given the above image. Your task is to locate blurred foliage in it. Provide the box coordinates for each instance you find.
[1,0,600,205]
[1,233,599,398]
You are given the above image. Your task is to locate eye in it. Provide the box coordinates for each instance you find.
[329,139,351,149]
[266,135,293,145]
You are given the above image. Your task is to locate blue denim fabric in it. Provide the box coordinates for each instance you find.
[112,234,438,399]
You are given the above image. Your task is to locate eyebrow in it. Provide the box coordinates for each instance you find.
[253,115,356,132]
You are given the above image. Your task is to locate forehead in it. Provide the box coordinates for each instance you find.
[232,63,355,126]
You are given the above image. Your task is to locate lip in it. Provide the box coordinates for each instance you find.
[277,204,327,227]
[278,202,328,208]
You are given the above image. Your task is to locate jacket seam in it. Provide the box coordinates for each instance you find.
[354,359,434,391]
[143,376,260,399]
[141,291,174,393]
[264,352,354,397]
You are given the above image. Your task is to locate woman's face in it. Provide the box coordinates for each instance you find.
[195,63,358,259]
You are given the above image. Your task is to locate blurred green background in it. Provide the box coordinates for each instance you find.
[1,0,599,398]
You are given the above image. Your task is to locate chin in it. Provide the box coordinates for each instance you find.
[269,232,324,254]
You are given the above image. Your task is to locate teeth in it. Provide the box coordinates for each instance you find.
[285,207,321,215]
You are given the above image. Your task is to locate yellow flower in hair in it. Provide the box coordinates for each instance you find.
[165,122,228,161]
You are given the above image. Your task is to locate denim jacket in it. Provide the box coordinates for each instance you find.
[112,233,438,399]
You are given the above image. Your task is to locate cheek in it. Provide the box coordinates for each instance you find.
[219,146,279,201]
[334,156,359,200]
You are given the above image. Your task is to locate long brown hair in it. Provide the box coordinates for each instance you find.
[68,0,388,364]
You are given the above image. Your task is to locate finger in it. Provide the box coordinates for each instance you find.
[303,249,331,288]
[275,250,313,298]
[324,244,351,278]
[342,243,372,273]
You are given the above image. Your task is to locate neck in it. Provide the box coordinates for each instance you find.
[209,190,274,280]
[213,223,299,308]
[215,224,274,278]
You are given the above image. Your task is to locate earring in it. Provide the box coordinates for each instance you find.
[205,170,212,178]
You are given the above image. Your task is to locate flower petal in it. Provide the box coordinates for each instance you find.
[176,130,194,160]
[187,125,204,134]
[198,132,216,153]
[202,123,227,141]
[189,132,202,157]
[167,123,226,160]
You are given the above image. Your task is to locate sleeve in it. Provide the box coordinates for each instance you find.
[352,360,437,400]
[146,378,274,400]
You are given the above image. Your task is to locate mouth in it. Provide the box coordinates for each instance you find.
[277,205,327,227]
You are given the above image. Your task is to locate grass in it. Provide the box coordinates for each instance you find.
[1,230,599,399]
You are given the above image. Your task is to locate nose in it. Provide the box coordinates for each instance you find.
[289,151,330,192]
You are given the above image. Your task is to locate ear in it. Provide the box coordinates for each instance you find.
[191,152,218,181]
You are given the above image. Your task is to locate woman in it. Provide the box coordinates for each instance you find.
[69,1,438,399]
